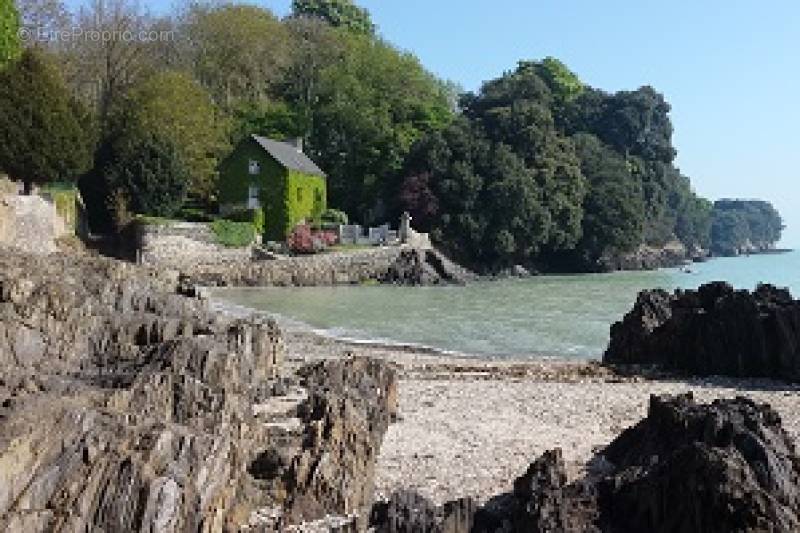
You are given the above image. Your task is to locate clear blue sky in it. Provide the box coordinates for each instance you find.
[70,0,800,245]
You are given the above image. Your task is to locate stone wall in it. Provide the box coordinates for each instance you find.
[181,246,476,288]
[184,246,408,287]
[136,221,253,268]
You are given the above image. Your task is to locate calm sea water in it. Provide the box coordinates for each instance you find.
[213,251,800,359]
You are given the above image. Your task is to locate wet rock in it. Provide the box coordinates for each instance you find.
[604,282,800,380]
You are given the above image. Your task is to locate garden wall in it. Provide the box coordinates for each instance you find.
[136,221,253,268]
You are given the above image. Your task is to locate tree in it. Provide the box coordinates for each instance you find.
[570,133,644,264]
[711,200,784,255]
[181,4,289,108]
[104,133,188,217]
[117,71,229,202]
[0,0,21,68]
[291,0,375,35]
[305,33,452,222]
[0,48,92,192]
[59,0,170,125]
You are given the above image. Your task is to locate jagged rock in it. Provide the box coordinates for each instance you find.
[374,393,800,533]
[370,491,477,533]
[604,282,800,380]
[0,250,396,531]
[598,393,800,532]
[381,248,475,286]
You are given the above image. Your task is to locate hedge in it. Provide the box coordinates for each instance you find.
[210,219,256,248]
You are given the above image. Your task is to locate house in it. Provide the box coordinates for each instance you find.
[218,135,327,241]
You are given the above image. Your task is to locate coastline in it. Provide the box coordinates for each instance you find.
[210,296,800,505]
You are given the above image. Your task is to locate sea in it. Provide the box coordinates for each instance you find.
[212,250,800,360]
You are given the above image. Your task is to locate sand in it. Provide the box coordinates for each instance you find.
[281,327,800,505]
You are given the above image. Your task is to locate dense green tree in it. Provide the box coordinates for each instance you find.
[104,133,188,217]
[117,71,229,202]
[291,0,374,35]
[600,86,676,163]
[0,0,21,69]
[182,4,289,108]
[0,48,93,192]
[229,100,308,146]
[711,200,783,255]
[403,60,586,269]
[711,209,750,256]
[306,34,452,222]
[570,133,644,264]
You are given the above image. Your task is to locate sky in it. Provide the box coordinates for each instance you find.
[67,0,800,246]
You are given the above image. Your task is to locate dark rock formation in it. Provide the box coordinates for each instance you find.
[370,490,477,533]
[381,248,475,286]
[604,282,800,380]
[373,393,800,533]
[0,250,396,531]
[598,393,800,532]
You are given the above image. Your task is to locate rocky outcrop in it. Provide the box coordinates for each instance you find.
[0,251,397,531]
[373,393,800,532]
[604,282,800,380]
[598,393,800,532]
[381,248,476,286]
[599,240,704,272]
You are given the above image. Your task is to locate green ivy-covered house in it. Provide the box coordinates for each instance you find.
[218,135,327,241]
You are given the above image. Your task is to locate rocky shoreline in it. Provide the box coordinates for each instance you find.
[4,247,800,531]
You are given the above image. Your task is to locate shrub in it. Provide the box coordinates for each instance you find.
[226,207,265,236]
[320,208,348,225]
[210,219,256,248]
[288,223,315,254]
[288,223,337,253]
[105,134,188,218]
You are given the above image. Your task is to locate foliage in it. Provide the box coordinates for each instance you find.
[182,4,289,108]
[287,222,336,253]
[0,0,21,69]
[319,208,348,225]
[210,219,256,247]
[291,0,374,35]
[41,182,79,234]
[287,223,315,253]
[230,100,307,146]
[711,200,783,255]
[569,133,644,264]
[0,48,93,190]
[279,170,327,238]
[118,71,229,202]
[104,133,188,218]
[403,60,588,269]
[304,33,453,222]
[225,207,266,236]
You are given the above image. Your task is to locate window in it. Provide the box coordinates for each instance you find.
[248,186,260,209]
[248,160,260,175]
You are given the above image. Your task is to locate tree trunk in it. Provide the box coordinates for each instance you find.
[23,181,32,195]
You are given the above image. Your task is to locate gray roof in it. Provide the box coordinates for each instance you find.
[252,135,326,178]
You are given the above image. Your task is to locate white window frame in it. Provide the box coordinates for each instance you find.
[248,160,260,175]
[248,186,261,209]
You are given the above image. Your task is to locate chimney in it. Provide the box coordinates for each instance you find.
[286,137,303,153]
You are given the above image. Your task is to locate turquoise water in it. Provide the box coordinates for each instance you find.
[214,251,800,359]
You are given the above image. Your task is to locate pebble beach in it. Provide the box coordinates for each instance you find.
[280,326,800,505]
